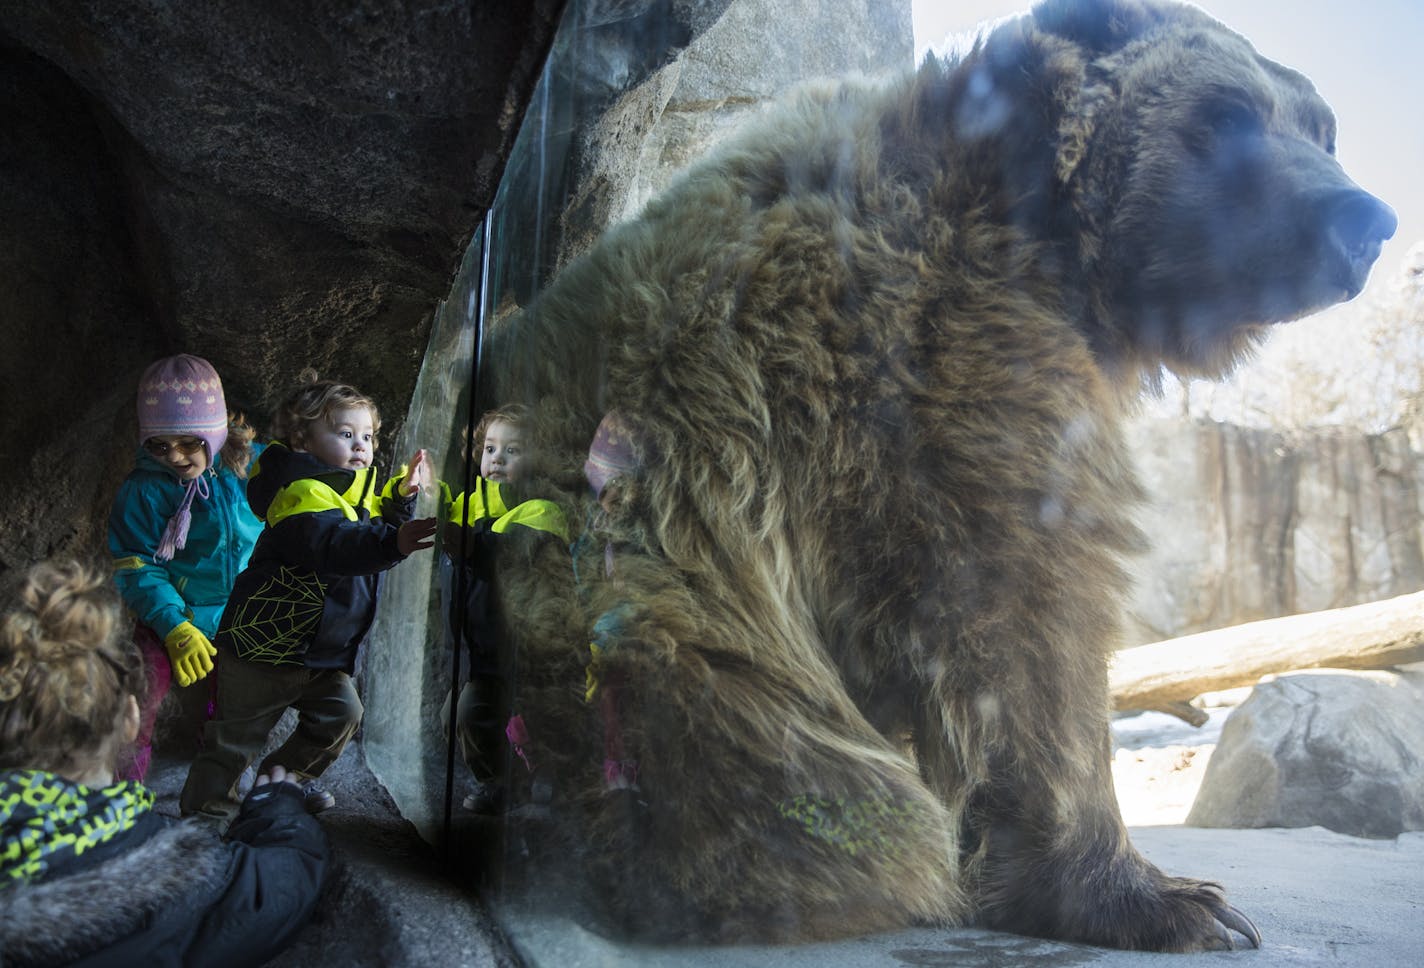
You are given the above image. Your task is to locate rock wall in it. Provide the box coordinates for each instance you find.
[493,0,910,306]
[565,0,912,259]
[1126,418,1424,645]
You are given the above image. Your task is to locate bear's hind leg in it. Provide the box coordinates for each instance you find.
[580,595,972,943]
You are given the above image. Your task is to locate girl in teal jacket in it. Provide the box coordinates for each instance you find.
[107,354,263,781]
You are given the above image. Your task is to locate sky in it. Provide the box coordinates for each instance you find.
[911,0,1424,292]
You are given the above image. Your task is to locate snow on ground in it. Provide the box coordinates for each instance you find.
[1110,689,1248,826]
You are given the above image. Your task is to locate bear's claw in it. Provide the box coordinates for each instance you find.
[1210,903,1261,950]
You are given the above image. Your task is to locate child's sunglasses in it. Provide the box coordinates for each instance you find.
[143,437,205,458]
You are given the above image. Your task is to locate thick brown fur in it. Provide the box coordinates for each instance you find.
[482,0,1393,951]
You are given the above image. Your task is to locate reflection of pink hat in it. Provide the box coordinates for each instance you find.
[137,354,228,461]
[584,411,645,498]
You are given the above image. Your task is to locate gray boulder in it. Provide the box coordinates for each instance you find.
[1187,666,1424,838]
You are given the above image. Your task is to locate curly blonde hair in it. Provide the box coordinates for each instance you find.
[471,403,531,459]
[220,412,258,479]
[272,367,381,450]
[0,560,145,774]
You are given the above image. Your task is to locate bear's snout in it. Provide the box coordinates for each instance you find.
[1324,189,1397,297]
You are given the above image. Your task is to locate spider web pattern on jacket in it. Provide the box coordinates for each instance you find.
[224,566,325,665]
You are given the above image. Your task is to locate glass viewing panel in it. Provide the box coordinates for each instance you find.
[366,0,941,957]
[365,0,703,937]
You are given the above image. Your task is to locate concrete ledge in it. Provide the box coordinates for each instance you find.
[494,826,1424,967]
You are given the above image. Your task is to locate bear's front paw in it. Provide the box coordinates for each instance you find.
[1148,878,1260,952]
[1198,899,1260,951]
[984,854,1262,952]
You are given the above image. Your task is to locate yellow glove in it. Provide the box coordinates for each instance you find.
[163,621,217,688]
[584,641,605,703]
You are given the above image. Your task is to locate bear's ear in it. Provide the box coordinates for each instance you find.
[1031,0,1163,56]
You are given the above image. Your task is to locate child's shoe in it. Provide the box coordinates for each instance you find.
[602,785,650,850]
[303,784,336,814]
[461,780,505,815]
[505,768,555,821]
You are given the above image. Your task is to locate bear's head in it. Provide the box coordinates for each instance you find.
[962,0,1397,381]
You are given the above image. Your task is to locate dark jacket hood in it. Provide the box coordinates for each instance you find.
[246,440,373,522]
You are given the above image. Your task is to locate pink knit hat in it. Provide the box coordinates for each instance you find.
[584,411,647,499]
[136,354,228,561]
[137,354,229,459]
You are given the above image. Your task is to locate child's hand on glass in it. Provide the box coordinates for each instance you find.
[397,517,438,556]
[400,448,433,496]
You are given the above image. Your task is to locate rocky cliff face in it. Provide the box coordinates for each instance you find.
[494,0,910,307]
[1127,419,1424,644]
[573,0,912,245]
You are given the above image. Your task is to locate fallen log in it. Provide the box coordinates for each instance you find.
[1110,589,1424,723]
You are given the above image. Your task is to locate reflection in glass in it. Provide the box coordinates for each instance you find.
[378,0,959,957]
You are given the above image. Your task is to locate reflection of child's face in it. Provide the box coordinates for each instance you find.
[480,419,526,483]
[598,478,622,514]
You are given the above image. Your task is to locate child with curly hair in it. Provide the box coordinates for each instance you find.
[180,371,436,823]
[0,558,328,966]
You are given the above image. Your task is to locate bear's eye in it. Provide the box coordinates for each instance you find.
[1184,99,1261,157]
[1206,101,1259,139]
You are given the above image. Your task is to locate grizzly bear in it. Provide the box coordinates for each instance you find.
[481,0,1395,952]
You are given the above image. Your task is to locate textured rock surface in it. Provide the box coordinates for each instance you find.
[495,0,908,304]
[565,0,912,256]
[1186,667,1424,838]
[1127,419,1424,645]
[5,0,1416,652]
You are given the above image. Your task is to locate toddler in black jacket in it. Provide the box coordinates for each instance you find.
[181,371,436,823]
